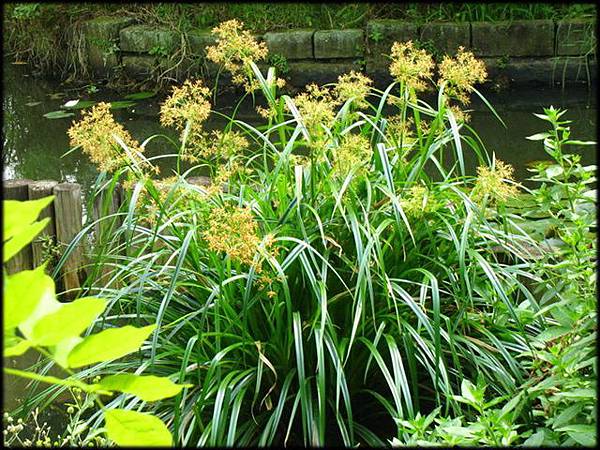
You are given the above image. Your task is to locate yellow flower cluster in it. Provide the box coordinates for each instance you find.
[206,19,269,93]
[386,116,416,147]
[293,83,339,138]
[472,159,519,205]
[68,102,151,173]
[447,104,471,124]
[389,41,435,92]
[400,184,431,218]
[203,205,262,266]
[334,70,373,110]
[160,79,212,143]
[438,46,487,105]
[332,134,372,178]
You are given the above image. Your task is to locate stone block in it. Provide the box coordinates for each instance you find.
[365,20,418,73]
[81,16,135,76]
[483,56,597,86]
[472,20,554,57]
[187,30,217,56]
[314,29,364,59]
[420,22,470,56]
[287,60,362,86]
[264,29,315,60]
[122,55,158,79]
[556,19,596,56]
[120,25,178,53]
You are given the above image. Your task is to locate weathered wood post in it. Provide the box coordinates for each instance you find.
[53,182,84,299]
[4,179,33,274]
[28,180,59,270]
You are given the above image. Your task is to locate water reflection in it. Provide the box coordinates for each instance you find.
[3,60,597,196]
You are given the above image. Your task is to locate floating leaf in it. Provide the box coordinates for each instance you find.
[26,101,42,107]
[43,110,75,119]
[109,101,136,110]
[31,297,107,346]
[67,325,156,368]
[63,99,80,108]
[99,374,191,402]
[63,100,97,110]
[105,409,172,446]
[124,91,156,100]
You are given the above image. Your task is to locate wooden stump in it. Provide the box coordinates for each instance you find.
[28,180,59,270]
[53,183,84,299]
[4,179,33,274]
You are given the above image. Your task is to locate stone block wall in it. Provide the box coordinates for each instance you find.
[81,16,597,87]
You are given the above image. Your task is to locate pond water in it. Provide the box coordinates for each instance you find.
[3,60,597,196]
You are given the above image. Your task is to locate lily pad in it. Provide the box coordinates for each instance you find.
[109,101,136,110]
[62,100,97,110]
[43,110,75,119]
[124,91,157,100]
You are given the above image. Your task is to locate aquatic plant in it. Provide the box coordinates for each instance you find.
[10,20,596,448]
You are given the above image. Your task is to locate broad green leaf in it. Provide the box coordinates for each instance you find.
[3,196,54,242]
[52,336,83,368]
[525,132,550,141]
[4,329,31,357]
[43,110,75,119]
[4,265,54,330]
[105,409,172,446]
[545,166,564,178]
[99,374,192,402]
[4,367,106,394]
[31,297,107,346]
[460,379,478,405]
[109,101,136,110]
[4,339,31,357]
[523,430,546,446]
[4,218,50,262]
[67,325,156,368]
[567,430,596,446]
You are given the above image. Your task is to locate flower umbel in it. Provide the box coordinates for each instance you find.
[438,47,487,105]
[206,19,268,93]
[472,159,519,204]
[400,184,432,218]
[389,41,434,92]
[204,205,262,266]
[332,134,372,179]
[68,102,149,173]
[292,83,339,139]
[334,70,373,110]
[160,79,211,136]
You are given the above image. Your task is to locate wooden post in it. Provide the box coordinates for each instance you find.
[4,179,33,274]
[53,183,84,299]
[28,180,59,270]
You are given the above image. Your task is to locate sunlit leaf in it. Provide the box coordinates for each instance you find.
[3,196,54,242]
[4,265,54,330]
[31,297,107,346]
[105,409,172,446]
[99,374,192,401]
[67,325,156,368]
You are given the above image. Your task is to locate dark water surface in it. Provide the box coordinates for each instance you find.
[3,61,597,196]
